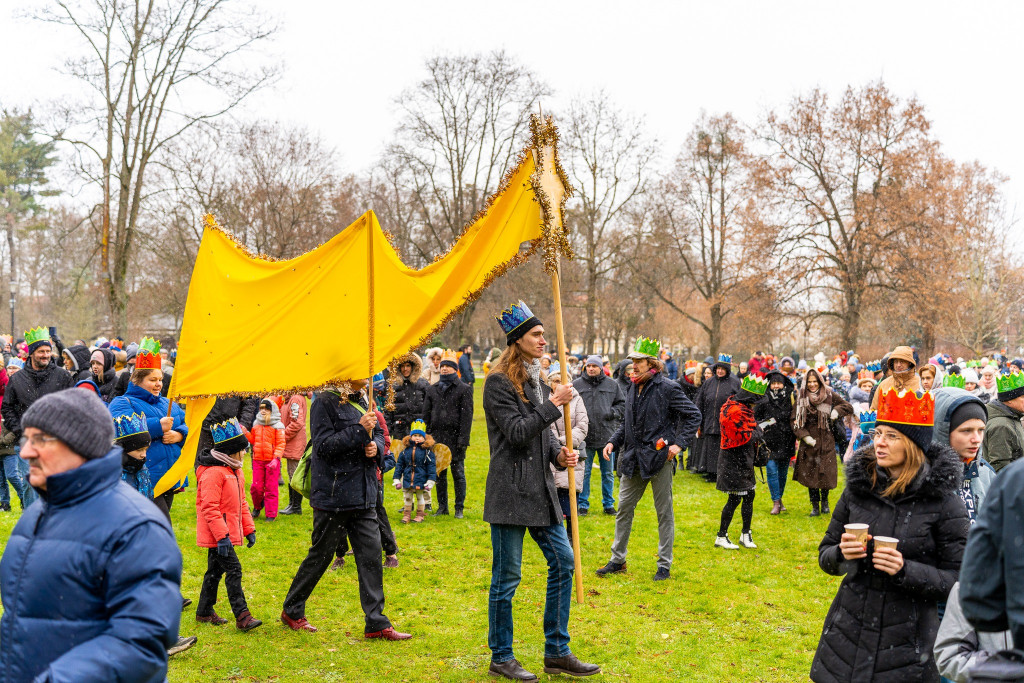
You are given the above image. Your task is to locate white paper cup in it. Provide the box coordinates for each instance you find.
[873,536,898,550]
[845,523,869,543]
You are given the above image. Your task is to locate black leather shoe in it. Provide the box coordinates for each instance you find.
[653,567,670,581]
[454,510,464,519]
[433,507,449,516]
[577,507,588,517]
[595,561,626,576]
[603,507,616,515]
[543,653,601,677]
[489,658,538,681]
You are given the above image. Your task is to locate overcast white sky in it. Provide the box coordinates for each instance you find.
[3,0,1023,224]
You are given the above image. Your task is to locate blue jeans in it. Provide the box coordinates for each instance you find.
[0,451,35,509]
[488,523,574,663]
[578,448,615,511]
[765,459,789,502]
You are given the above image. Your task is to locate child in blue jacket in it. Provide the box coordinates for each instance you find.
[392,420,436,523]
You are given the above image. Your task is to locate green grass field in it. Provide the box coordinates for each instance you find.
[0,386,846,682]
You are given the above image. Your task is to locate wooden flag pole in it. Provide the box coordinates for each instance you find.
[367,214,377,415]
[551,261,585,604]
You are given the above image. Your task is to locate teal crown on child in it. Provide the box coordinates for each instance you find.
[740,375,768,395]
[859,410,877,434]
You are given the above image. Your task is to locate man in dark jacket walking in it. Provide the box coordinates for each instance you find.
[0,389,182,682]
[280,380,409,640]
[483,300,599,681]
[597,337,701,582]
[423,351,474,518]
[573,354,624,516]
[980,374,1024,472]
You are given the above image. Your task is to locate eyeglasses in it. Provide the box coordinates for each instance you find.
[19,434,60,449]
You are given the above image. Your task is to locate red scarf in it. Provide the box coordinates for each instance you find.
[720,397,757,449]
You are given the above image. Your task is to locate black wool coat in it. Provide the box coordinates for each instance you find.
[482,372,564,527]
[573,372,624,448]
[423,379,474,450]
[811,444,969,683]
[609,372,701,480]
[0,362,74,435]
[694,371,741,436]
[309,392,385,513]
[387,376,429,439]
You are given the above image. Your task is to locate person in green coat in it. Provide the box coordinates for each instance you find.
[981,373,1024,472]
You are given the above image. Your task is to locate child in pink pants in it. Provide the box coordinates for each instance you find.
[247,398,285,520]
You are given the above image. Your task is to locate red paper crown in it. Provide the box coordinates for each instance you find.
[135,337,162,371]
[684,360,699,370]
[877,389,934,427]
[857,370,876,382]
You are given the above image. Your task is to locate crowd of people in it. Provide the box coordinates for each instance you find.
[2,318,1024,682]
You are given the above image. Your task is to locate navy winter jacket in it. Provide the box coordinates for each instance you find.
[310,391,385,513]
[393,441,437,489]
[0,449,182,682]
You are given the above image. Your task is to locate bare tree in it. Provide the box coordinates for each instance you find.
[375,50,549,343]
[634,113,760,357]
[38,0,277,334]
[562,92,657,353]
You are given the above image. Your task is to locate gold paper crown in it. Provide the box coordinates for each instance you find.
[441,349,458,364]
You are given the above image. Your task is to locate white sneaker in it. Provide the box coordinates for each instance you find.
[715,535,738,550]
[739,532,757,549]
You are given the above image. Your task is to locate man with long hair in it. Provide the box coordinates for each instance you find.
[483,301,600,681]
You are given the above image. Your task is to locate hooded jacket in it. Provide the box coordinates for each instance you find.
[387,352,430,438]
[870,346,922,410]
[61,344,92,383]
[811,443,968,683]
[613,359,633,397]
[0,449,181,682]
[90,348,118,402]
[981,399,1024,473]
[792,370,854,490]
[393,435,437,490]
[609,372,701,480]
[248,400,286,461]
[549,387,588,492]
[755,371,797,461]
[281,394,308,461]
[694,365,741,436]
[195,448,256,547]
[932,387,996,521]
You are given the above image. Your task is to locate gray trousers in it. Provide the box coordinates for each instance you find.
[609,463,675,570]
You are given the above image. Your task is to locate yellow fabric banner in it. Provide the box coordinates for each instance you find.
[155,149,554,495]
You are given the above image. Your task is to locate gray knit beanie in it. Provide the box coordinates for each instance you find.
[22,388,115,460]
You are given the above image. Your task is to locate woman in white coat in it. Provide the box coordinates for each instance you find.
[548,370,589,540]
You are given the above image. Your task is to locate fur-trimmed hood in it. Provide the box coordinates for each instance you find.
[845,441,963,500]
[401,434,435,449]
[391,352,423,386]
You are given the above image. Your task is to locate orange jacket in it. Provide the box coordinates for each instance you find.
[196,464,255,547]
[247,423,285,461]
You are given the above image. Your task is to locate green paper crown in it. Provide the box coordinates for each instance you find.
[740,375,768,395]
[966,360,979,368]
[997,372,1024,394]
[139,336,161,356]
[942,375,966,389]
[632,336,661,358]
[24,327,49,346]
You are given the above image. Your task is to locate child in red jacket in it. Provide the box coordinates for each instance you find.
[248,398,286,521]
[195,418,261,631]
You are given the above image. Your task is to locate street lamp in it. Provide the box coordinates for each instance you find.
[9,279,15,337]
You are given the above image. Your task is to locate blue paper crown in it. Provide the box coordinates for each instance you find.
[866,361,882,373]
[717,353,732,363]
[859,410,877,424]
[114,412,148,439]
[211,418,245,444]
[372,372,387,390]
[496,300,535,335]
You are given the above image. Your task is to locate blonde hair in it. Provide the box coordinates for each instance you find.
[870,430,925,498]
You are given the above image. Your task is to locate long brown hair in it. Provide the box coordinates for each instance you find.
[869,431,925,498]
[491,342,533,403]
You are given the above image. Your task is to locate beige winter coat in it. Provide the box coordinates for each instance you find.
[549,389,589,492]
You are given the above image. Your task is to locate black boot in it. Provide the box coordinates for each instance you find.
[809,501,820,517]
[821,491,830,515]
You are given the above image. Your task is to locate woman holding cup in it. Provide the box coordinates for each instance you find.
[810,389,969,683]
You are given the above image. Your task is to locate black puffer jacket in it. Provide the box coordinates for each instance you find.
[386,352,429,439]
[811,444,969,683]
[0,362,74,435]
[309,391,385,513]
[754,371,797,461]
